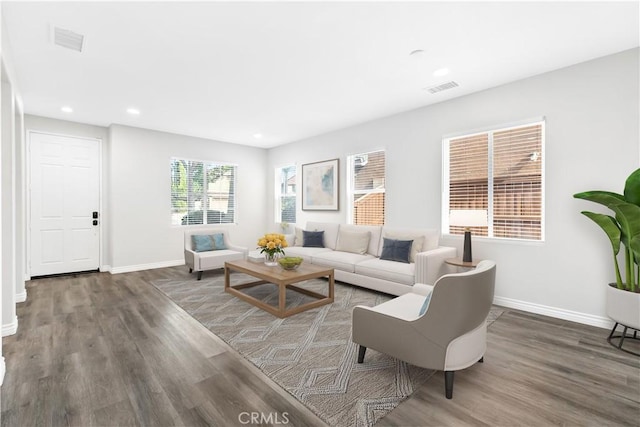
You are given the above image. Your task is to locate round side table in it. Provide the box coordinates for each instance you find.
[445,258,479,269]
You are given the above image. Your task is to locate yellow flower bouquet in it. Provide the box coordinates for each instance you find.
[257,233,288,265]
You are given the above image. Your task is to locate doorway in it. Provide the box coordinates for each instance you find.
[29,131,101,277]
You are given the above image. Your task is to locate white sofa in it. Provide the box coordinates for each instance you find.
[283,222,456,296]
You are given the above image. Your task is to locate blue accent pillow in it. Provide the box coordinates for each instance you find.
[303,230,325,247]
[192,235,214,252]
[419,292,432,316]
[380,238,413,263]
[212,233,227,250]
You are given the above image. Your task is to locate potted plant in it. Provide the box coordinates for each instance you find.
[574,168,640,354]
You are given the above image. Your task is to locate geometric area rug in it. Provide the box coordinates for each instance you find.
[151,272,504,427]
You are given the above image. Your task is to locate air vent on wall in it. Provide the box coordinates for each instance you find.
[53,27,84,52]
[424,81,459,94]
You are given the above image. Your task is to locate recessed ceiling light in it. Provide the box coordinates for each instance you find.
[409,49,424,56]
[126,108,140,115]
[433,67,450,77]
[253,133,263,139]
[61,106,73,113]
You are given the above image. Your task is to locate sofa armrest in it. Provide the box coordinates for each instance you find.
[415,246,457,285]
[184,249,196,269]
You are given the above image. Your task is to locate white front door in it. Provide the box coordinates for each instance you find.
[29,132,100,276]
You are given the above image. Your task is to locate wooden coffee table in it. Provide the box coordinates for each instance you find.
[224,259,334,318]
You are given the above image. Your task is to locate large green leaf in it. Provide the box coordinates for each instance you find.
[623,168,640,207]
[573,191,625,209]
[609,202,640,242]
[631,233,640,263]
[581,211,621,254]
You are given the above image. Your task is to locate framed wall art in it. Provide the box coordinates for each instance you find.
[302,158,339,210]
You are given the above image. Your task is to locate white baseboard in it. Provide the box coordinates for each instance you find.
[493,296,613,330]
[0,356,5,386]
[2,316,18,337]
[110,259,184,274]
[101,264,112,273]
[16,290,27,303]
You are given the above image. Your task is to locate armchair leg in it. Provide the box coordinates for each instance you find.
[197,271,203,280]
[189,267,193,273]
[444,371,454,399]
[479,357,484,363]
[357,346,367,363]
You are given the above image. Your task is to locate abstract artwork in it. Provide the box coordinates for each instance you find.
[302,158,339,210]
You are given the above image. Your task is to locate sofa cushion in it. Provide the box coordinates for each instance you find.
[306,222,340,249]
[198,249,245,269]
[355,258,416,285]
[303,230,325,247]
[380,238,412,263]
[338,224,382,255]
[312,251,375,273]
[283,246,332,262]
[364,292,425,321]
[335,229,371,255]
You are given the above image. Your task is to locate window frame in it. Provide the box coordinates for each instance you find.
[347,149,386,225]
[274,164,297,224]
[170,157,238,226]
[442,119,545,242]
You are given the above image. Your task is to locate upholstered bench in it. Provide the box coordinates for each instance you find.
[183,228,247,280]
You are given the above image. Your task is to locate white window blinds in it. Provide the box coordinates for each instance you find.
[171,158,237,225]
[444,121,544,240]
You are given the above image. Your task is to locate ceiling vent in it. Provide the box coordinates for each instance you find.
[53,27,84,52]
[424,81,459,94]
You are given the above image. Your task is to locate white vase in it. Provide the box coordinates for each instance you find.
[606,284,640,330]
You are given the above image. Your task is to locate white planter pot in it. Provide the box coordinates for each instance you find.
[606,284,640,330]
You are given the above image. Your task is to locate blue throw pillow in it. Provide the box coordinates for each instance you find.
[380,238,413,263]
[192,234,214,252]
[303,230,325,247]
[419,292,432,316]
[212,233,227,250]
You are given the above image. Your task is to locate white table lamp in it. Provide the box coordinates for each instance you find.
[449,209,488,262]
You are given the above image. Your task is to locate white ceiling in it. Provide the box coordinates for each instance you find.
[2,1,638,148]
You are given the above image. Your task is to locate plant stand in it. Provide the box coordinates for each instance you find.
[607,322,640,357]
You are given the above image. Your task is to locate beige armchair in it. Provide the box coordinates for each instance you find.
[352,260,496,399]
[184,228,247,280]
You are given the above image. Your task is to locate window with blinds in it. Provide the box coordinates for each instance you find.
[443,121,544,241]
[348,150,386,225]
[276,165,297,223]
[170,158,237,226]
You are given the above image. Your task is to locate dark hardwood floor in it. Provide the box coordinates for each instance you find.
[2,267,639,426]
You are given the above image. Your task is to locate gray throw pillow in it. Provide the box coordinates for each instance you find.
[380,238,412,263]
[303,230,324,247]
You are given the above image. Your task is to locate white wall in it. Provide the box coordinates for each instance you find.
[267,48,640,327]
[108,124,267,272]
[1,72,16,336]
[14,97,24,303]
[0,1,5,385]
